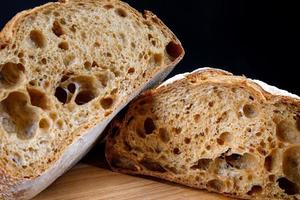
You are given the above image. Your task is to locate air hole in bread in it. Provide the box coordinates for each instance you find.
[131,42,136,49]
[41,58,47,65]
[140,159,166,172]
[100,97,114,109]
[184,137,191,144]
[49,112,57,121]
[0,62,24,87]
[208,101,215,107]
[283,146,300,188]
[27,88,49,110]
[75,90,96,105]
[70,24,77,33]
[151,40,157,46]
[52,21,64,37]
[58,41,69,50]
[111,88,118,95]
[56,119,64,129]
[256,132,262,137]
[128,67,135,74]
[264,154,273,172]
[29,80,37,86]
[296,115,300,131]
[104,4,114,9]
[144,117,155,134]
[106,52,113,57]
[59,18,66,25]
[173,127,182,134]
[247,185,263,195]
[166,41,183,60]
[217,132,232,145]
[277,177,300,195]
[94,41,101,48]
[191,158,212,170]
[18,52,24,58]
[84,61,91,70]
[159,128,169,143]
[115,8,127,18]
[1,92,38,139]
[67,83,76,93]
[243,104,258,118]
[260,140,266,148]
[153,53,163,65]
[39,118,50,130]
[206,179,224,192]
[173,148,181,155]
[29,30,45,48]
[55,87,68,104]
[148,33,153,41]
[257,147,267,156]
[91,61,100,68]
[276,119,300,143]
[193,114,200,122]
[225,153,257,169]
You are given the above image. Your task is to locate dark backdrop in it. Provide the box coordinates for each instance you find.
[1,1,299,94]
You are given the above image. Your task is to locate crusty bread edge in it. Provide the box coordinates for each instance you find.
[0,0,185,199]
[105,67,300,200]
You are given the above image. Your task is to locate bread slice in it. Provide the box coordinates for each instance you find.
[106,68,300,200]
[0,0,184,199]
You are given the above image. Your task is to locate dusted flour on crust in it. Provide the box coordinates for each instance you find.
[160,67,299,99]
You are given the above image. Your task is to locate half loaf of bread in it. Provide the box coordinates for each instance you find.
[0,0,184,199]
[106,68,300,200]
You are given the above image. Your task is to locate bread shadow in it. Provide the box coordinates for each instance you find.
[81,143,110,169]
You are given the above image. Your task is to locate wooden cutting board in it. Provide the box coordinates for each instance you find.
[33,145,234,200]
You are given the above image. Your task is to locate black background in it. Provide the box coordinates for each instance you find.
[1,1,299,94]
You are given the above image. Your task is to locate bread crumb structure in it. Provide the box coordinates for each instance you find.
[0,0,184,184]
[106,69,300,200]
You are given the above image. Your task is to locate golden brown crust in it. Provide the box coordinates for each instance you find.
[106,68,300,200]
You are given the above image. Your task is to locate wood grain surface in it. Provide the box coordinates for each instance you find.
[33,145,233,200]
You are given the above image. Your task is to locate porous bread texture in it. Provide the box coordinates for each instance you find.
[0,0,183,187]
[106,68,300,200]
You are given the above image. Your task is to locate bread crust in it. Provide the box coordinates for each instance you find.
[0,0,184,199]
[106,68,300,200]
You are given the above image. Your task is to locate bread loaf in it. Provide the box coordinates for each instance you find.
[106,68,300,200]
[0,0,184,199]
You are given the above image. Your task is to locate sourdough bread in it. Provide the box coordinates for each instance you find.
[0,0,184,199]
[106,68,300,200]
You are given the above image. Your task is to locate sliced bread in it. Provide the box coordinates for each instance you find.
[106,68,300,200]
[0,0,184,199]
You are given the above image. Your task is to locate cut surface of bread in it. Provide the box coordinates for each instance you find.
[106,68,300,200]
[0,0,184,199]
